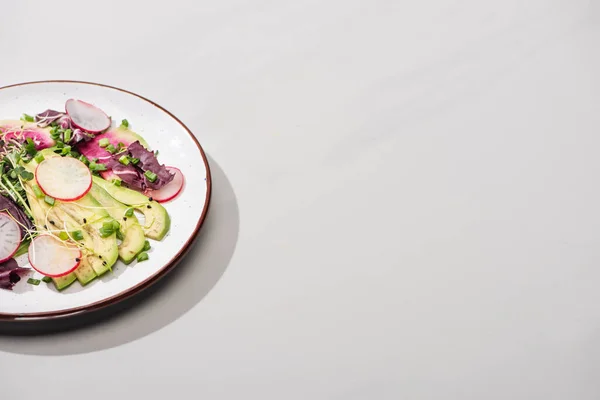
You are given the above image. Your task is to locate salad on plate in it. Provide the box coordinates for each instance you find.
[0,99,185,291]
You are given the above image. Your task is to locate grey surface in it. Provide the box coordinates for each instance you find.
[1,0,600,399]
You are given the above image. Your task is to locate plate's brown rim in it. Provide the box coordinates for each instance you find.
[0,80,212,322]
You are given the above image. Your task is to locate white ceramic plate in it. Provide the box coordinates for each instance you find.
[0,81,211,320]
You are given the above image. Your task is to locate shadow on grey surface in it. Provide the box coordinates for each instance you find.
[0,154,239,355]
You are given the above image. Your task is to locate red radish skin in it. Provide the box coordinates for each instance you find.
[144,167,184,203]
[35,157,92,201]
[28,235,81,278]
[0,212,22,263]
[65,99,111,133]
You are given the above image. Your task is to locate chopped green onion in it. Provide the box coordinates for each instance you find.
[27,278,41,285]
[21,114,34,122]
[116,229,124,241]
[89,162,107,172]
[144,170,157,183]
[131,157,140,165]
[60,145,72,155]
[112,179,122,186]
[63,129,72,143]
[79,155,89,165]
[34,153,45,163]
[120,119,129,128]
[143,240,151,251]
[106,144,116,154]
[98,138,110,148]
[41,276,52,283]
[137,252,149,262]
[102,221,114,230]
[99,226,114,238]
[58,232,69,241]
[111,220,120,230]
[118,155,130,165]
[72,230,84,241]
[32,184,44,198]
[125,208,134,217]
[44,195,55,206]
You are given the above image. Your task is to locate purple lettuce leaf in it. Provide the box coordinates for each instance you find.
[0,195,33,237]
[58,115,73,130]
[0,258,29,291]
[104,157,146,190]
[104,141,174,191]
[35,109,65,128]
[127,141,174,190]
[70,128,95,145]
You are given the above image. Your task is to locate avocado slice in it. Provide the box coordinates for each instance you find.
[92,176,170,240]
[89,183,145,264]
[51,273,77,291]
[57,194,119,277]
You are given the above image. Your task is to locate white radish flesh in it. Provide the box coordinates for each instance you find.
[65,99,111,133]
[36,157,92,201]
[0,213,21,262]
[28,235,81,277]
[144,167,184,203]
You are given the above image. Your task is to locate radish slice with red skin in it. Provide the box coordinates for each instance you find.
[144,167,184,203]
[36,157,92,201]
[0,212,21,263]
[28,235,81,278]
[65,99,111,133]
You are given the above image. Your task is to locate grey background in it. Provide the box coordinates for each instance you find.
[2,0,600,399]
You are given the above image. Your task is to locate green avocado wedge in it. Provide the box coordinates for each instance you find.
[50,273,77,291]
[89,183,145,264]
[56,194,119,277]
[92,176,170,241]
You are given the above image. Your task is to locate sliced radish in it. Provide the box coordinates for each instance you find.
[28,235,81,278]
[36,157,92,201]
[0,212,21,263]
[144,167,184,202]
[65,99,111,133]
